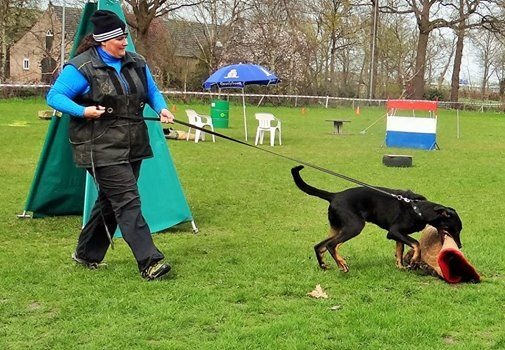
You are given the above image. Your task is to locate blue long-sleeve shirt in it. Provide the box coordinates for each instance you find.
[46,47,168,117]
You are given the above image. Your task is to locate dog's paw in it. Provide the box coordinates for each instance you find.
[407,261,420,270]
[337,262,349,273]
[319,263,329,270]
[396,259,406,269]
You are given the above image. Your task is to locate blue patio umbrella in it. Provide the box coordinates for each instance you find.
[203,63,279,89]
[203,63,280,140]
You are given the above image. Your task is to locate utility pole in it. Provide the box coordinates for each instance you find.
[369,0,379,100]
[60,0,66,71]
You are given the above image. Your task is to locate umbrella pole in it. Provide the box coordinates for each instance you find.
[242,88,248,141]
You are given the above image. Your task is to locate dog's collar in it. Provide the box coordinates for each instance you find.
[396,195,423,218]
[410,202,423,218]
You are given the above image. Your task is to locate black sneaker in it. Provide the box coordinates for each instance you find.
[141,261,171,281]
[71,252,106,270]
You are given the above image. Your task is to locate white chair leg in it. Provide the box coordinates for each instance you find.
[259,131,264,145]
[255,128,260,145]
[195,129,201,143]
[210,126,215,142]
[186,127,192,141]
[270,129,275,146]
[278,127,282,145]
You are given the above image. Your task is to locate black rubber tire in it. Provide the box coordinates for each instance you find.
[382,154,412,167]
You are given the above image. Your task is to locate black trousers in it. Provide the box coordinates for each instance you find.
[75,160,164,271]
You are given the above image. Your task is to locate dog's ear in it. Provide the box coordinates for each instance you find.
[434,206,451,218]
[405,190,427,201]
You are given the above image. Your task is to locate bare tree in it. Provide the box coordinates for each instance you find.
[0,0,10,80]
[382,0,503,100]
[434,33,456,89]
[0,0,39,81]
[492,44,505,99]
[381,1,460,98]
[188,0,249,73]
[229,0,309,95]
[471,29,502,96]
[448,0,466,102]
[304,0,358,95]
[123,0,205,54]
[138,17,173,86]
[448,0,504,102]
[372,9,417,97]
[423,29,454,88]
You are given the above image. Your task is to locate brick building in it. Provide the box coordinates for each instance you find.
[9,4,80,83]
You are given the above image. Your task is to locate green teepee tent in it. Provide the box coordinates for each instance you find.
[22,1,195,234]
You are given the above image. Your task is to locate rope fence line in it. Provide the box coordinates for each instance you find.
[1,83,503,110]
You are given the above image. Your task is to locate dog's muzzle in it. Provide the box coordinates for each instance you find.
[439,229,462,248]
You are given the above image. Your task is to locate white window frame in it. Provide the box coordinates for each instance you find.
[23,58,30,70]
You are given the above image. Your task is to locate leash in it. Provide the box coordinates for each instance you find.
[147,116,417,205]
[89,120,115,249]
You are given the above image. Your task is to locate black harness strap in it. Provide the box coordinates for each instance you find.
[106,70,124,94]
[122,69,138,95]
[134,66,147,93]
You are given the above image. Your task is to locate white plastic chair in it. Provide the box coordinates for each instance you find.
[254,113,282,146]
[185,109,216,143]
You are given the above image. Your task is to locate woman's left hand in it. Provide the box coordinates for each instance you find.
[159,109,174,124]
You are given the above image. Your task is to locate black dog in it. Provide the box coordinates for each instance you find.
[291,165,462,272]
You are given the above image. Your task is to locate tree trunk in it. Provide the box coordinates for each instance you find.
[437,37,455,89]
[449,29,464,102]
[480,60,488,97]
[133,15,152,55]
[1,20,6,81]
[478,33,493,98]
[411,30,429,99]
[329,34,336,94]
[0,0,8,82]
[450,1,466,103]
[480,49,489,97]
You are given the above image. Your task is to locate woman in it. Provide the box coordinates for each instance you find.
[47,10,174,281]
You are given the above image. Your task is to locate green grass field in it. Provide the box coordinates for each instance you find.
[0,97,504,349]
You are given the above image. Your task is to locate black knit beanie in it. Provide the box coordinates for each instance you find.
[90,10,127,42]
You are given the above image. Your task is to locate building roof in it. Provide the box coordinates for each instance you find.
[166,19,217,58]
[52,5,82,39]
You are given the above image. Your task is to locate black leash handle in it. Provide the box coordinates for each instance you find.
[146,116,398,199]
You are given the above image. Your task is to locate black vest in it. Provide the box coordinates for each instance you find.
[66,47,152,167]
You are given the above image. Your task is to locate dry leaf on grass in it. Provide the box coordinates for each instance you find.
[307,284,328,299]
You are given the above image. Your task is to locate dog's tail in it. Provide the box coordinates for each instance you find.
[291,165,334,202]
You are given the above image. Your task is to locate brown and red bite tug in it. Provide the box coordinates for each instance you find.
[405,225,480,283]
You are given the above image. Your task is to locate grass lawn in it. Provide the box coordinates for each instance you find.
[0,97,504,349]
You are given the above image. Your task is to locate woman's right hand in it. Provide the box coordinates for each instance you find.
[84,105,106,119]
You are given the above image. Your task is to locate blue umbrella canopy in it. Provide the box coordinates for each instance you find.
[203,63,280,89]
